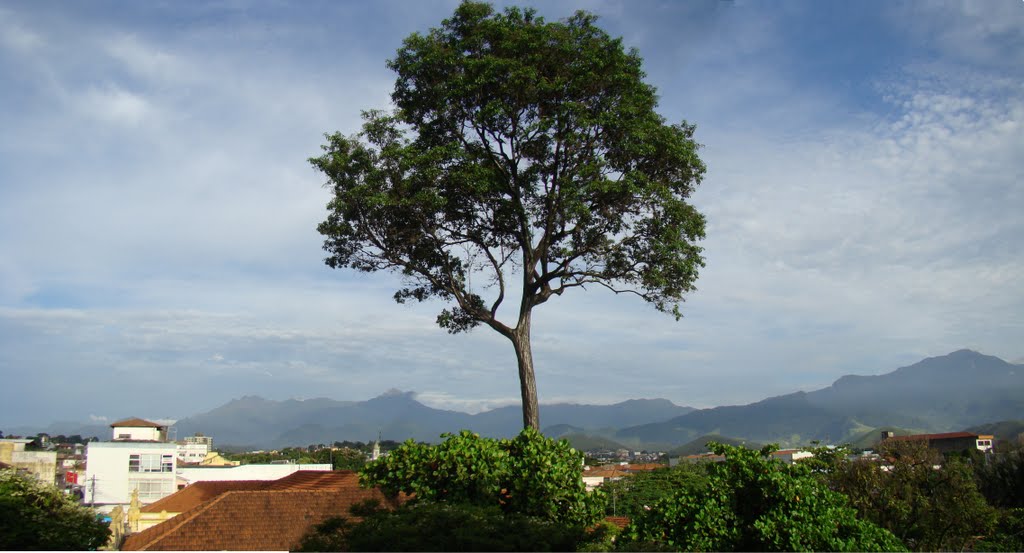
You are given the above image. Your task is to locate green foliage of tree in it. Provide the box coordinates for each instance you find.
[619,443,905,552]
[819,439,996,551]
[360,428,604,527]
[299,501,602,552]
[312,1,707,430]
[0,468,110,551]
[974,507,1024,552]
[601,463,708,518]
[975,446,1024,509]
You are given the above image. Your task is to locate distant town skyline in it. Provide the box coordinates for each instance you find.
[1,1,1022,426]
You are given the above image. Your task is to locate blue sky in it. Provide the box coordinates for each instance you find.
[1,1,1022,427]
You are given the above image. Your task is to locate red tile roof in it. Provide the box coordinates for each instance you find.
[141,481,271,514]
[622,463,666,472]
[122,486,394,551]
[265,470,361,490]
[110,417,165,428]
[604,516,630,529]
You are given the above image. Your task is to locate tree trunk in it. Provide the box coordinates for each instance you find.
[511,313,540,430]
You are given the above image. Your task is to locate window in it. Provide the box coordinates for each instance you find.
[118,433,131,439]
[129,478,174,501]
[128,453,174,473]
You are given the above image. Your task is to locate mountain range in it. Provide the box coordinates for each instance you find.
[12,350,1023,450]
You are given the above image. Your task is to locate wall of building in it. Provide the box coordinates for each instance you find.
[177,463,331,484]
[10,450,57,485]
[85,442,178,510]
[112,426,163,441]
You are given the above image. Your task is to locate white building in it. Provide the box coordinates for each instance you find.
[84,418,177,512]
[177,462,332,485]
[177,434,213,464]
[110,417,168,442]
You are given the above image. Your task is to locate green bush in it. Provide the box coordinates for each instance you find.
[299,501,595,552]
[0,468,110,550]
[360,428,605,526]
[619,443,905,552]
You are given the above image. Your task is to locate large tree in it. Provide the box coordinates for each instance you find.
[0,468,111,550]
[312,2,707,429]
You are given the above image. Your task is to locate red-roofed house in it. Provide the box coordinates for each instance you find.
[110,418,169,442]
[121,471,397,551]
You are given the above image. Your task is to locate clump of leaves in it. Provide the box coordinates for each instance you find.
[360,428,604,527]
[0,468,111,551]
[619,443,905,552]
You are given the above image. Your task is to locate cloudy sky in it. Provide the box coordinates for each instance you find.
[1,1,1022,428]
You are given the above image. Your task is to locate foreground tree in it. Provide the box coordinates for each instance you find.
[620,444,905,552]
[312,1,707,429]
[820,439,996,551]
[601,462,708,518]
[360,429,604,527]
[298,501,603,552]
[0,468,110,550]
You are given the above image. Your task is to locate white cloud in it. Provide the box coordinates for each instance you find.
[0,8,42,53]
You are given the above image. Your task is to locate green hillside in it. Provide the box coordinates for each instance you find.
[667,434,761,457]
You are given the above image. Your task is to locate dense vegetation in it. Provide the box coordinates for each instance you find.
[300,429,609,551]
[807,440,997,551]
[0,468,110,550]
[296,430,1024,551]
[619,443,904,552]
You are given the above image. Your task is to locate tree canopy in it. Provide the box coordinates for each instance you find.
[312,1,707,429]
[0,468,110,551]
[620,443,905,552]
[360,428,604,527]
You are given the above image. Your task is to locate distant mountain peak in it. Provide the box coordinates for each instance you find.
[377,388,415,398]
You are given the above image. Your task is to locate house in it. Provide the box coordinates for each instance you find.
[881,431,995,454]
[120,471,398,551]
[176,434,213,464]
[135,480,272,532]
[84,418,178,511]
[582,467,628,491]
[111,418,169,442]
[0,438,58,485]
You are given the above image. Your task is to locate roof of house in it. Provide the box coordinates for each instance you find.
[604,516,630,529]
[583,468,628,479]
[139,471,362,514]
[622,463,666,472]
[141,481,271,514]
[887,432,986,442]
[122,481,393,551]
[110,417,165,429]
[264,470,361,490]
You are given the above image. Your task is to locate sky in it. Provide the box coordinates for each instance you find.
[1,0,1022,428]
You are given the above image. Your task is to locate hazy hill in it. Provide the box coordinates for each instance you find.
[965,420,1024,445]
[171,392,693,449]
[20,349,1020,451]
[805,349,1024,429]
[667,434,761,457]
[617,392,860,449]
[561,433,629,452]
[617,350,1024,448]
[468,399,694,437]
